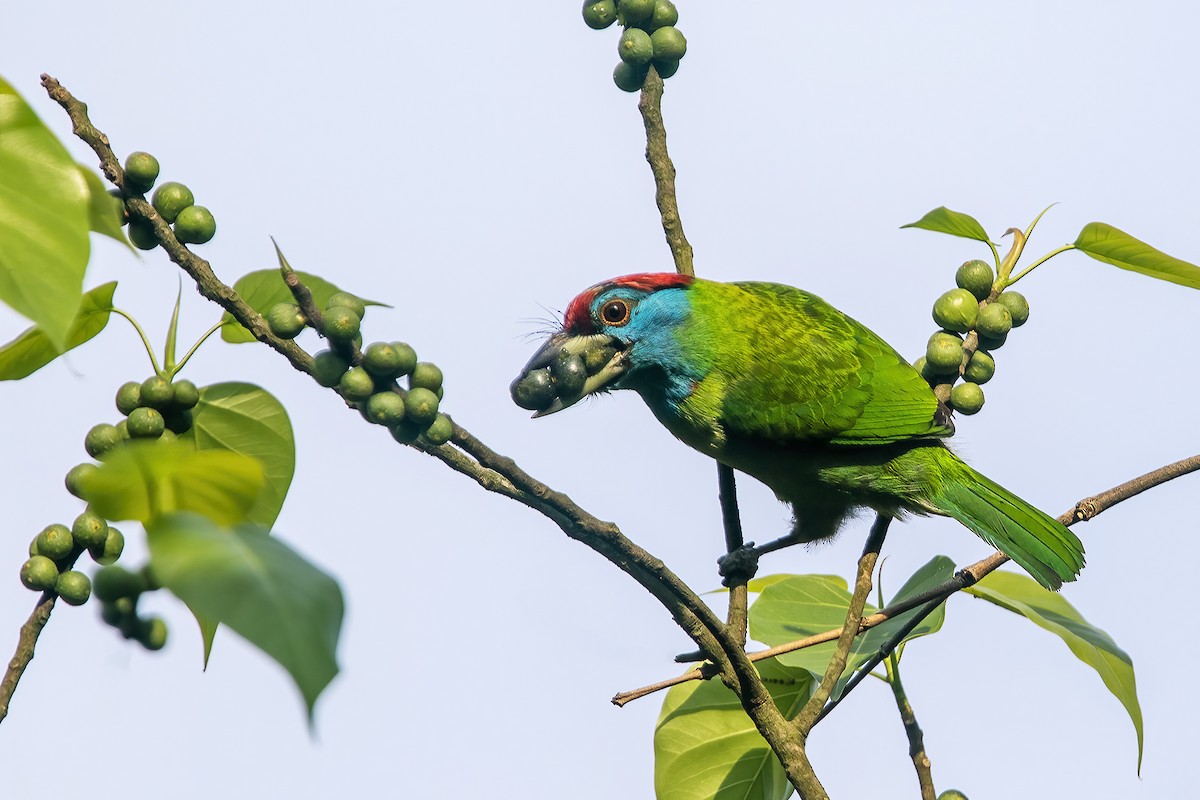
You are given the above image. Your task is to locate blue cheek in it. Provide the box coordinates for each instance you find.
[598,288,699,407]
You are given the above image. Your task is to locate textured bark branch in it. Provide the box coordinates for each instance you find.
[888,654,936,800]
[638,66,693,276]
[718,464,749,649]
[0,593,57,724]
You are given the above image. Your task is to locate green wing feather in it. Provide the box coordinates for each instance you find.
[692,281,951,445]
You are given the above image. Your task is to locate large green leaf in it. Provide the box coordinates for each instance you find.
[77,439,265,526]
[0,77,89,349]
[1073,222,1200,290]
[0,281,116,380]
[966,571,1143,769]
[900,206,993,244]
[749,575,868,676]
[655,660,812,800]
[78,164,131,247]
[177,382,295,527]
[220,267,385,343]
[147,512,343,717]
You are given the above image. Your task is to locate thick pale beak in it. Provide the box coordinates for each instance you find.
[511,332,628,417]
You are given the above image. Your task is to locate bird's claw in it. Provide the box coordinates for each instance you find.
[717,542,760,587]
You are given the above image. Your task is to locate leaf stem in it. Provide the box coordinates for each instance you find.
[111,308,163,374]
[1005,244,1076,287]
[169,321,224,378]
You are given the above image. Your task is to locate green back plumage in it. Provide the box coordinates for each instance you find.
[684,281,951,445]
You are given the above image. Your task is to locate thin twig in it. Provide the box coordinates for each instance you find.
[887,652,936,800]
[0,593,57,724]
[795,515,890,735]
[613,452,1200,704]
[638,66,693,276]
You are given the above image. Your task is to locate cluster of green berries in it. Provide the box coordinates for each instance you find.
[83,375,200,454]
[118,151,217,249]
[93,565,168,651]
[582,0,688,92]
[19,510,123,606]
[912,260,1031,416]
[267,292,453,446]
[510,342,617,412]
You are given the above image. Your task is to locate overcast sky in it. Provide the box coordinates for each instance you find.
[3,2,1199,798]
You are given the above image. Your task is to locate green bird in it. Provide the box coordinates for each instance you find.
[513,273,1084,590]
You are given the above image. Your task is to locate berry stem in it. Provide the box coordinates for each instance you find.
[169,321,224,378]
[111,308,163,374]
[1005,243,1076,286]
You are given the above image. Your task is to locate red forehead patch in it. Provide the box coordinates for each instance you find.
[562,273,693,333]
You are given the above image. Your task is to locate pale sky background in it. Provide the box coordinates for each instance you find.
[3,3,1199,798]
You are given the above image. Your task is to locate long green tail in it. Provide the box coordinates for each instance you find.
[930,455,1085,590]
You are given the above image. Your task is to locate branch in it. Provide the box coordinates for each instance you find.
[638,67,694,276]
[718,464,749,648]
[614,452,1200,703]
[794,515,890,735]
[888,653,936,800]
[0,593,57,724]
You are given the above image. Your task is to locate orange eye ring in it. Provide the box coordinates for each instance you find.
[600,298,631,326]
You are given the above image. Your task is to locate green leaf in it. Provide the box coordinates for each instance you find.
[78,439,265,526]
[177,382,295,527]
[1073,221,1200,290]
[655,660,812,800]
[901,206,993,244]
[0,77,90,349]
[0,281,116,380]
[220,267,386,343]
[749,575,874,675]
[147,512,343,717]
[965,571,1143,770]
[77,164,131,247]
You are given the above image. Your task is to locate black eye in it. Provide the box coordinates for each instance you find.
[600,299,631,326]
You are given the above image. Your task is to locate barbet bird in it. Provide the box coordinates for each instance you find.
[513,274,1084,590]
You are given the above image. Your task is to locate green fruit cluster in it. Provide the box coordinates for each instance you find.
[105,375,200,447]
[94,565,168,651]
[120,151,217,249]
[20,513,126,606]
[914,260,1031,417]
[582,0,688,92]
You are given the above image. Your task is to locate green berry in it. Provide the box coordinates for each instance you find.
[174,205,216,244]
[35,524,75,561]
[511,369,557,412]
[977,332,1007,351]
[390,419,423,444]
[994,291,1029,327]
[100,600,128,628]
[65,463,97,499]
[938,790,970,800]
[619,0,654,25]
[582,0,617,29]
[139,375,175,409]
[267,302,307,339]
[141,564,161,591]
[653,58,680,79]
[618,28,654,66]
[150,181,195,223]
[404,387,440,426]
[613,61,649,92]
[648,0,679,30]
[123,152,160,193]
[976,303,1013,339]
[422,414,453,446]
[172,380,200,410]
[162,407,193,435]
[20,556,59,592]
[551,353,587,398]
[365,391,406,426]
[322,305,362,343]
[55,571,92,606]
[338,366,376,402]
[127,407,165,439]
[90,527,125,566]
[128,219,159,250]
[925,332,964,373]
[409,362,443,392]
[107,189,129,226]
[93,566,146,603]
[115,382,142,415]
[72,511,109,550]
[963,351,996,385]
[326,292,366,319]
[649,26,687,61]
[312,350,350,387]
[582,344,618,375]
[950,382,985,415]
[931,288,979,333]
[390,343,419,376]
[955,260,994,300]
[362,342,407,380]
[85,423,123,459]
[137,617,169,651]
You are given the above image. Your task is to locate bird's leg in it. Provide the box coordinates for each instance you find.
[715,534,803,586]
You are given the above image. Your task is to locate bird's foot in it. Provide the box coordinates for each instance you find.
[717,542,760,587]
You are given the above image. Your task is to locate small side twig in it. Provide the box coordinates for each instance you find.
[888,652,936,800]
[0,593,57,724]
[638,66,693,276]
